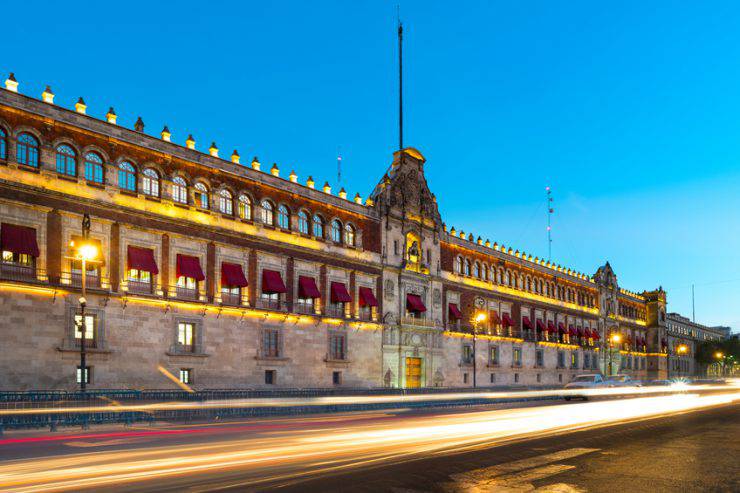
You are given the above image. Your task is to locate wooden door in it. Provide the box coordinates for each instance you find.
[405,357,422,388]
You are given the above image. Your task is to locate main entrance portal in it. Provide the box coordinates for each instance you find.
[405,357,422,388]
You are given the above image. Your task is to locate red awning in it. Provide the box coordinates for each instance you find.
[576,326,584,336]
[583,328,592,338]
[569,325,578,337]
[1,223,40,257]
[522,316,533,330]
[221,262,248,287]
[592,329,601,340]
[176,254,205,281]
[358,287,378,307]
[330,282,352,303]
[502,313,514,328]
[127,246,159,274]
[558,322,566,334]
[298,276,321,298]
[547,321,556,333]
[262,269,287,294]
[491,311,501,325]
[448,303,463,320]
[536,319,546,332]
[406,293,427,313]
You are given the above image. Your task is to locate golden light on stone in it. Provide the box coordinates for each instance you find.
[270,163,280,177]
[106,107,117,124]
[161,126,171,142]
[323,182,331,194]
[338,188,347,199]
[477,237,482,245]
[289,170,298,183]
[354,193,362,204]
[484,239,491,247]
[5,72,18,92]
[450,227,456,236]
[307,176,315,189]
[365,197,374,206]
[209,142,219,157]
[186,135,196,149]
[75,97,87,114]
[231,150,240,164]
[42,86,54,104]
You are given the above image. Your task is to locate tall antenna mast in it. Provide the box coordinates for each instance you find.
[692,284,695,322]
[546,186,554,261]
[397,6,404,150]
[337,148,342,184]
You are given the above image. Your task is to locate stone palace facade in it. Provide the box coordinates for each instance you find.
[0,74,674,390]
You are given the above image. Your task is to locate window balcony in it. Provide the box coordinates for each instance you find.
[401,316,438,328]
[294,302,317,315]
[0,263,41,282]
[174,286,199,301]
[68,271,102,290]
[126,279,154,295]
[358,308,375,322]
[324,304,348,319]
[255,298,285,311]
[220,292,243,307]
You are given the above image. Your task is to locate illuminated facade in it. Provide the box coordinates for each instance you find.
[665,312,727,377]
[0,75,673,390]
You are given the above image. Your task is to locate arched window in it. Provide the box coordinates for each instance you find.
[237,194,251,220]
[17,133,39,168]
[118,161,136,191]
[298,210,309,234]
[219,189,233,215]
[473,262,480,279]
[455,256,463,274]
[464,259,471,276]
[527,277,532,292]
[260,200,274,225]
[172,177,188,204]
[195,183,209,209]
[0,128,6,160]
[84,152,104,184]
[482,264,488,281]
[55,144,76,176]
[344,223,356,246]
[505,271,511,286]
[312,214,324,238]
[142,168,160,197]
[491,267,498,283]
[330,219,342,243]
[277,205,290,229]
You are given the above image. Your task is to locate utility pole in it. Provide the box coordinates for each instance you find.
[337,149,342,184]
[692,284,695,322]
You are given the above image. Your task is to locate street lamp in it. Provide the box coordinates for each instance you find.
[671,343,689,379]
[715,351,725,377]
[608,333,622,376]
[471,311,487,388]
[69,214,99,392]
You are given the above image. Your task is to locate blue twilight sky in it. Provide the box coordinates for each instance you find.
[3,1,739,329]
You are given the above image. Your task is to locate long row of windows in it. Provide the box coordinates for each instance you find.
[0,129,359,247]
[454,255,596,307]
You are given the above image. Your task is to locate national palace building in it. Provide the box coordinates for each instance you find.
[0,74,679,390]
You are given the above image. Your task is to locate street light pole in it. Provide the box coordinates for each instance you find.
[471,311,487,388]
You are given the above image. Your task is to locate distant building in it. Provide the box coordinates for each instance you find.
[665,313,727,377]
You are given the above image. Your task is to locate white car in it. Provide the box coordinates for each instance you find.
[564,374,605,389]
[605,375,641,387]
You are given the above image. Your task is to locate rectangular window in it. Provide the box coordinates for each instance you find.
[127,268,153,294]
[74,314,96,348]
[571,352,579,368]
[535,349,544,367]
[557,351,565,368]
[584,353,590,368]
[393,240,399,256]
[76,366,92,384]
[463,373,469,384]
[329,333,346,360]
[462,344,474,364]
[513,348,522,366]
[514,373,519,383]
[489,346,499,365]
[263,329,280,358]
[177,322,195,352]
[265,369,276,385]
[179,369,192,384]
[536,373,541,383]
[332,371,342,385]
[490,373,495,383]
[558,374,563,383]
[221,285,241,306]
[176,276,198,299]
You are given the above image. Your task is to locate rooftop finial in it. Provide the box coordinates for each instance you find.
[75,97,87,114]
[161,126,171,142]
[186,134,195,149]
[251,156,260,171]
[5,73,18,92]
[42,86,54,104]
[270,163,279,177]
[134,116,144,132]
[106,107,117,124]
[231,150,240,164]
[209,142,219,157]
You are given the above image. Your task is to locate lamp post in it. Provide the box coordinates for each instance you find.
[471,311,487,388]
[674,343,688,379]
[715,351,725,377]
[70,214,99,392]
[608,333,622,376]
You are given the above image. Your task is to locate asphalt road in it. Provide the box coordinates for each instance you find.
[277,402,740,493]
[0,390,737,492]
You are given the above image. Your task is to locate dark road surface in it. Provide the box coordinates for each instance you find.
[0,391,737,492]
[275,404,740,493]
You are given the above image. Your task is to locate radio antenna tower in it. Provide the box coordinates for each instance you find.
[546,186,554,261]
[337,148,342,184]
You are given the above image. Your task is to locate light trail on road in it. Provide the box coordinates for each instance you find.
[0,382,736,416]
[0,388,737,492]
